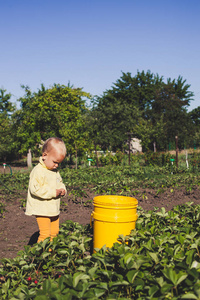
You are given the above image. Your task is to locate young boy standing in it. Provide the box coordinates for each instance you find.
[25,137,67,242]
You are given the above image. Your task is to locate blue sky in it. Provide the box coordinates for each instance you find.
[1,0,200,111]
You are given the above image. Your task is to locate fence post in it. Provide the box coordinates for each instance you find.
[175,136,178,169]
[27,149,32,169]
[126,132,133,166]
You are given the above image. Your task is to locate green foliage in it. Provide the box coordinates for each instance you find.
[0,201,6,217]
[0,173,29,192]
[12,84,91,156]
[0,89,15,114]
[0,89,16,160]
[143,151,175,167]
[1,204,200,299]
[189,106,200,149]
[0,163,200,298]
[98,151,124,166]
[61,160,199,195]
[92,71,194,151]
[1,158,200,203]
[92,70,158,150]
[189,151,200,172]
[189,106,200,127]
[150,77,194,150]
[1,71,198,159]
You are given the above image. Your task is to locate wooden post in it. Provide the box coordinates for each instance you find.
[185,150,189,169]
[175,136,178,169]
[75,143,78,170]
[94,142,99,168]
[3,163,6,175]
[128,135,131,165]
[27,149,32,169]
[153,141,156,152]
[126,132,133,166]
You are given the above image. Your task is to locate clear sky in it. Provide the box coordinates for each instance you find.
[1,0,200,111]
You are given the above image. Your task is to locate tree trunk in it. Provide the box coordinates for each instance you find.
[75,143,78,170]
[94,142,99,168]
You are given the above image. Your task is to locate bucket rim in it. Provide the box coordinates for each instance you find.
[93,195,138,207]
[92,211,138,222]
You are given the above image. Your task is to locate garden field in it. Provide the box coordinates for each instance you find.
[0,155,200,299]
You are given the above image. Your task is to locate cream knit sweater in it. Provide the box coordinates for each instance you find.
[25,157,66,217]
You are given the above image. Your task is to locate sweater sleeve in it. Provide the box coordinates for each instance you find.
[29,168,57,200]
[57,172,67,194]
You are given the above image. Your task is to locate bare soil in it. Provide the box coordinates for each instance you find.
[1,185,200,261]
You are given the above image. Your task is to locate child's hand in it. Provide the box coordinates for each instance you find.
[56,188,66,197]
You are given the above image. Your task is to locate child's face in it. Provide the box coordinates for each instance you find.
[42,147,65,170]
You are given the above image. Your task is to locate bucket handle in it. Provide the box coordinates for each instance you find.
[90,212,94,227]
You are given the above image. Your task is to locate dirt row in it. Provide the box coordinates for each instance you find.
[0,186,200,260]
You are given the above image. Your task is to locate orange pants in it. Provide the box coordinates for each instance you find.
[36,215,59,243]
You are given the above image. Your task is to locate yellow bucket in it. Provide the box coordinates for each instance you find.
[91,195,138,250]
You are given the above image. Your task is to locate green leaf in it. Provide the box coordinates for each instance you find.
[149,252,159,264]
[162,268,187,286]
[133,278,145,289]
[161,283,174,293]
[176,273,188,286]
[156,207,168,217]
[156,276,165,287]
[149,285,159,297]
[186,249,196,266]
[111,280,129,287]
[98,282,108,290]
[88,267,98,278]
[191,261,200,269]
[123,252,134,264]
[72,272,90,288]
[126,270,138,283]
[35,296,50,300]
[41,279,52,294]
[41,252,51,259]
[181,293,198,299]
[19,260,27,265]
[57,249,68,255]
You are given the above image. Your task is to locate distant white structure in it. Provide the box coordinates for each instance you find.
[129,138,142,153]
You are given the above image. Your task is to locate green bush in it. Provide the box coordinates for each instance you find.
[143,151,175,167]
[1,203,200,299]
[99,151,124,166]
[189,151,200,172]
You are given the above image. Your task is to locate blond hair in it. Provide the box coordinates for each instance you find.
[42,137,66,156]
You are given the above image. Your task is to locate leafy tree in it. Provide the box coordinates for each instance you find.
[0,89,16,160]
[93,94,141,150]
[12,84,90,156]
[84,107,103,166]
[188,106,200,147]
[135,115,165,151]
[189,106,200,126]
[151,77,194,150]
[60,113,91,168]
[0,89,15,114]
[112,71,162,110]
[94,71,194,151]
[92,70,162,150]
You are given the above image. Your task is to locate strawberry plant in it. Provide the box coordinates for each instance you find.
[1,203,200,299]
[1,159,200,298]
[1,164,200,207]
[0,202,5,217]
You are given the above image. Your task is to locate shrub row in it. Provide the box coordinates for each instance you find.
[1,203,200,299]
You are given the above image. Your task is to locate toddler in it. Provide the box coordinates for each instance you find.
[25,137,67,242]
